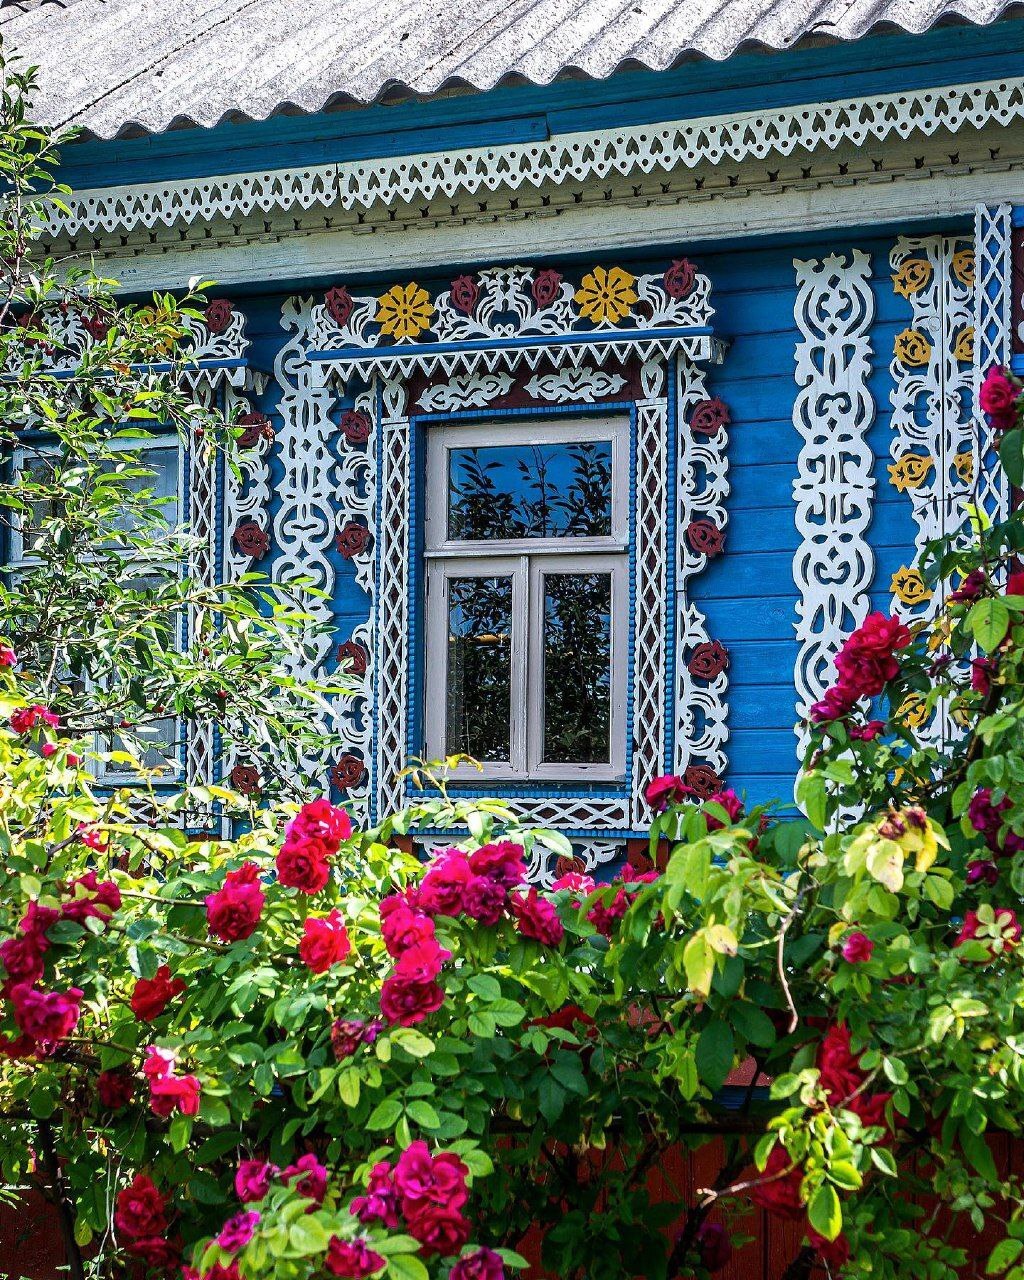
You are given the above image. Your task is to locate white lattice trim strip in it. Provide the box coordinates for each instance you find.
[973,203,1013,526]
[46,77,1024,235]
[792,251,876,764]
[313,334,724,382]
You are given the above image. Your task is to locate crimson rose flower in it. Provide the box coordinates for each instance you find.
[127,1236,181,1269]
[704,788,743,831]
[688,397,730,436]
[276,840,331,894]
[380,896,436,957]
[130,965,186,1022]
[325,285,355,329]
[235,1159,277,1204]
[532,269,563,308]
[841,931,873,963]
[949,568,987,601]
[205,862,265,942]
[217,1211,260,1253]
[395,1142,469,1214]
[394,937,451,984]
[332,1018,382,1061]
[97,1069,134,1111]
[299,910,351,973]
[418,852,472,917]
[467,841,526,890]
[10,984,82,1051]
[807,1230,850,1269]
[147,1067,201,1118]
[450,275,479,316]
[462,875,506,925]
[510,888,564,946]
[686,519,724,558]
[380,974,445,1026]
[351,1161,400,1227]
[205,299,234,334]
[62,871,121,925]
[289,798,352,846]
[232,521,270,561]
[450,1248,505,1280]
[336,521,371,559]
[407,1204,471,1256]
[834,612,911,700]
[748,1145,804,1220]
[644,773,693,812]
[0,934,44,987]
[282,1153,327,1205]
[979,365,1019,431]
[325,1237,386,1278]
[115,1174,168,1240]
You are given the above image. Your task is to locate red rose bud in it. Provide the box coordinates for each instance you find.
[130,965,186,1022]
[841,931,874,963]
[298,910,351,973]
[979,365,1019,432]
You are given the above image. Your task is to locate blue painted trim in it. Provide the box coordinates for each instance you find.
[1013,208,1024,227]
[57,23,1024,190]
[663,356,678,775]
[1011,355,1024,374]
[403,397,644,808]
[309,327,715,367]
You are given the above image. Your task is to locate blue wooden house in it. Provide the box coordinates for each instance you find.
[5,0,1022,881]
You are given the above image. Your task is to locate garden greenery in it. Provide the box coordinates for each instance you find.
[4,40,1024,1280]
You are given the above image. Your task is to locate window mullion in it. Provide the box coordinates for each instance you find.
[512,556,530,775]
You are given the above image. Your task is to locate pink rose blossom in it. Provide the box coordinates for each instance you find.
[380,975,445,1027]
[418,852,472,917]
[299,910,351,973]
[282,1152,327,1205]
[450,1248,505,1280]
[206,862,265,942]
[217,1211,260,1253]
[509,889,564,947]
[351,1161,400,1229]
[841,931,874,963]
[325,1237,386,1278]
[235,1160,277,1204]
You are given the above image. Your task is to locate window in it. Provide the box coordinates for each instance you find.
[424,418,628,781]
[7,435,184,781]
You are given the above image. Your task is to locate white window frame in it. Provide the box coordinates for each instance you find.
[423,416,629,783]
[7,433,186,784]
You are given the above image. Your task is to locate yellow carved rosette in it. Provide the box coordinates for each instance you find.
[887,453,934,493]
[891,258,932,298]
[376,283,434,341]
[894,327,932,367]
[953,450,975,486]
[951,247,975,287]
[891,566,932,608]
[574,267,638,325]
[952,326,975,364]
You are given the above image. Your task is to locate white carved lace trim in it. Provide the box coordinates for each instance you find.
[45,77,1024,235]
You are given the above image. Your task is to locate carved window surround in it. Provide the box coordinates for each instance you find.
[274,263,731,866]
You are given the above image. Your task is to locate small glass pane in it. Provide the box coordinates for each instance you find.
[445,575,514,762]
[448,439,613,541]
[542,572,612,764]
[14,445,178,554]
[99,718,180,776]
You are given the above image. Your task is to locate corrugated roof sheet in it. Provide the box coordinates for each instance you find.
[0,0,1018,139]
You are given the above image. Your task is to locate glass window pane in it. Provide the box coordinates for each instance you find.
[98,718,180,776]
[14,445,178,553]
[542,572,612,764]
[448,439,613,540]
[445,575,514,762]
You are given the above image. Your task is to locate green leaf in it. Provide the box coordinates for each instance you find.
[695,1019,734,1093]
[683,933,714,998]
[387,1254,430,1280]
[337,1070,361,1108]
[366,1098,403,1131]
[407,1100,440,1129]
[808,1184,842,1242]
[467,974,502,1000]
[999,427,1024,488]
[538,1077,565,1123]
[969,599,1010,653]
[729,1002,776,1049]
[288,1216,330,1255]
[797,772,828,831]
[987,1239,1024,1275]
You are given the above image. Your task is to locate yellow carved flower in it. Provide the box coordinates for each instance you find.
[888,453,934,493]
[952,326,975,363]
[891,258,932,298]
[952,702,973,729]
[897,692,929,730]
[894,328,932,367]
[574,267,638,326]
[952,247,975,287]
[891,566,932,607]
[376,283,434,341]
[953,450,975,485]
